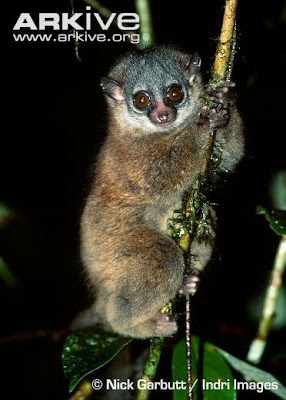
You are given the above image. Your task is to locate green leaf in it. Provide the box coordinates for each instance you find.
[0,202,16,228]
[257,205,286,236]
[172,337,235,400]
[62,328,132,392]
[0,257,18,288]
[217,347,286,400]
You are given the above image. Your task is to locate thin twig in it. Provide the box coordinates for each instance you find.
[85,0,113,19]
[135,0,155,49]
[183,231,193,399]
[136,337,165,400]
[185,294,193,399]
[138,2,238,398]
[247,236,286,364]
[70,0,81,62]
[85,0,137,45]
[183,1,238,398]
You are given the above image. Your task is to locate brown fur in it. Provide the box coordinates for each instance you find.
[80,47,244,338]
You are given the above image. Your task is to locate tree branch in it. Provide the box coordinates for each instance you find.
[137,2,238,399]
[134,0,155,49]
[70,0,81,62]
[247,235,286,364]
[85,0,113,19]
[136,337,164,400]
[86,0,150,49]
[183,1,238,398]
[213,0,238,80]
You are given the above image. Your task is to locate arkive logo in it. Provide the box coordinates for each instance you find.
[13,8,140,31]
[12,7,141,44]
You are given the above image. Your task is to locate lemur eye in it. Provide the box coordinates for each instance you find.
[134,92,150,109]
[167,85,183,103]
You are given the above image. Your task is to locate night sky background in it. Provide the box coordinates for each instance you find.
[2,0,286,399]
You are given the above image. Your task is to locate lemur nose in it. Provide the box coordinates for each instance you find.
[157,113,169,123]
[149,104,175,125]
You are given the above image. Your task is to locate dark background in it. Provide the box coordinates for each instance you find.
[2,0,286,399]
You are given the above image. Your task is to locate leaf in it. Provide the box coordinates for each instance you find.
[257,205,286,236]
[217,347,286,400]
[0,257,18,288]
[0,202,16,228]
[62,328,132,392]
[172,337,236,400]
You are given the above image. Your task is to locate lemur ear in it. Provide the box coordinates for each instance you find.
[185,52,201,85]
[100,77,124,101]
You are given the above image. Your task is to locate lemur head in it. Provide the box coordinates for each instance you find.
[100,46,202,135]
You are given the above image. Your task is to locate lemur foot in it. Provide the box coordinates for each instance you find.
[178,269,201,296]
[207,80,237,107]
[153,312,177,336]
[200,81,237,128]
